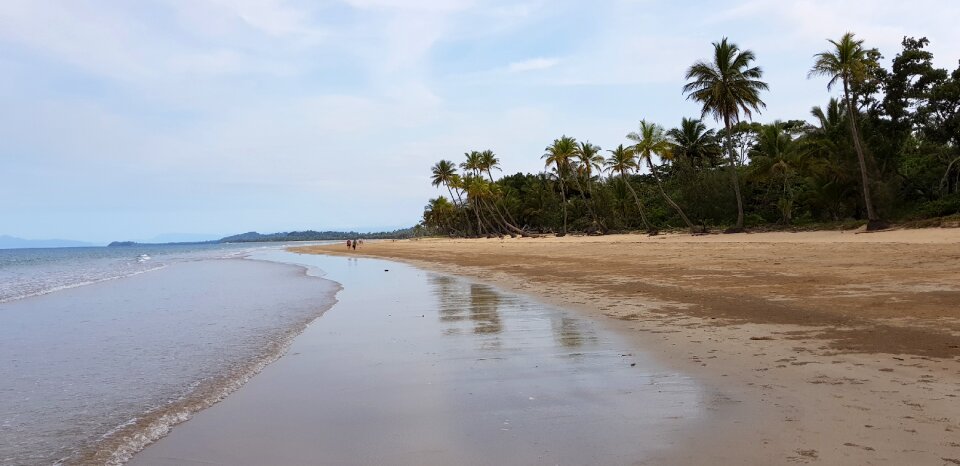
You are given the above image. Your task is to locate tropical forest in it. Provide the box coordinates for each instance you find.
[422,33,960,237]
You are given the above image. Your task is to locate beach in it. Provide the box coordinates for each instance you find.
[291,228,960,464]
[131,252,712,465]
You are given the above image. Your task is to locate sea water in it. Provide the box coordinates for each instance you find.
[0,244,339,465]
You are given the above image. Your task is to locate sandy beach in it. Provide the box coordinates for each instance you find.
[131,251,711,465]
[293,228,960,464]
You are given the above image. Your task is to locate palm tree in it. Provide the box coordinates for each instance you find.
[806,99,859,220]
[574,141,605,232]
[542,136,578,236]
[809,32,885,229]
[461,151,483,176]
[423,197,457,235]
[628,120,696,231]
[478,150,501,182]
[605,144,653,232]
[748,122,807,224]
[430,160,461,205]
[576,142,604,180]
[431,160,474,235]
[667,118,722,169]
[462,174,494,235]
[683,37,769,231]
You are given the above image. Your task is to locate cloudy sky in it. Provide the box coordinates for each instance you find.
[2,0,958,242]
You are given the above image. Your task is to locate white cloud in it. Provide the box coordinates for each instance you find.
[507,57,561,73]
[3,0,960,240]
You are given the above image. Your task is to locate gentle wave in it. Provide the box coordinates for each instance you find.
[0,265,167,305]
[79,285,341,466]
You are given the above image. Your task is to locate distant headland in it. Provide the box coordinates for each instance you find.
[107,228,416,247]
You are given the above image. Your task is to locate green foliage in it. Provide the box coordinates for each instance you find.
[422,34,960,236]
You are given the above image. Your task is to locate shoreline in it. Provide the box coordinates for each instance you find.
[0,257,340,466]
[131,252,715,465]
[293,228,960,464]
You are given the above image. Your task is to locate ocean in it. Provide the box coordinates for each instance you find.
[0,243,340,465]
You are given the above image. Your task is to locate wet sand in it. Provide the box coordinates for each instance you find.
[131,252,731,465]
[293,229,960,464]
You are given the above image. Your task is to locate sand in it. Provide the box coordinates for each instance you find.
[294,228,960,465]
[131,252,710,465]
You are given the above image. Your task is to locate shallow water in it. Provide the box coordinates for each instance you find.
[0,258,338,465]
[131,252,706,465]
[0,243,260,304]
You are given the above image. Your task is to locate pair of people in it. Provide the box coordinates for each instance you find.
[346,239,362,250]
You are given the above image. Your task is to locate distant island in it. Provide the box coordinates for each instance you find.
[108,227,417,247]
[0,235,96,249]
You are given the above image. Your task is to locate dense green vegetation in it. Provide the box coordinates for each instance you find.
[422,34,960,236]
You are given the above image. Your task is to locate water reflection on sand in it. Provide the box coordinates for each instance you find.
[131,252,706,466]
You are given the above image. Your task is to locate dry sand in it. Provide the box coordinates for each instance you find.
[294,228,960,465]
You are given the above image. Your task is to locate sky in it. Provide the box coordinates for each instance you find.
[2,0,959,243]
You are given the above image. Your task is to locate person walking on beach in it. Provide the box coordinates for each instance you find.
[352,239,357,251]
[346,239,352,249]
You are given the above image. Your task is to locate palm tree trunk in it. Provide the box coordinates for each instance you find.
[447,185,472,237]
[482,198,525,235]
[571,172,601,232]
[724,116,746,230]
[555,163,568,236]
[646,158,696,232]
[471,198,484,236]
[843,80,879,223]
[620,171,652,231]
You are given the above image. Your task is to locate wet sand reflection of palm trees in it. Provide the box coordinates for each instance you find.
[551,317,596,349]
[467,284,502,335]
[428,275,503,336]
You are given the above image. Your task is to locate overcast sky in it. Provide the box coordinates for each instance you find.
[2,0,959,242]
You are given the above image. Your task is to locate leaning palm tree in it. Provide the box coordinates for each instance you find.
[430,160,461,205]
[809,32,885,229]
[628,120,696,232]
[683,37,768,231]
[431,160,474,235]
[667,118,722,169]
[542,136,578,236]
[605,144,653,232]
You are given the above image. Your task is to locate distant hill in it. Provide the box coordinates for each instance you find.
[107,227,417,247]
[219,228,416,243]
[0,235,96,249]
[141,233,223,243]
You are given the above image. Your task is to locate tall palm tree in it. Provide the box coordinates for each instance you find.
[478,150,501,182]
[683,37,768,231]
[461,151,483,176]
[574,141,605,232]
[667,118,722,169]
[605,144,653,232]
[809,32,885,229]
[542,136,578,236]
[628,120,696,231]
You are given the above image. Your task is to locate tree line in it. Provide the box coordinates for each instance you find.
[423,33,960,237]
